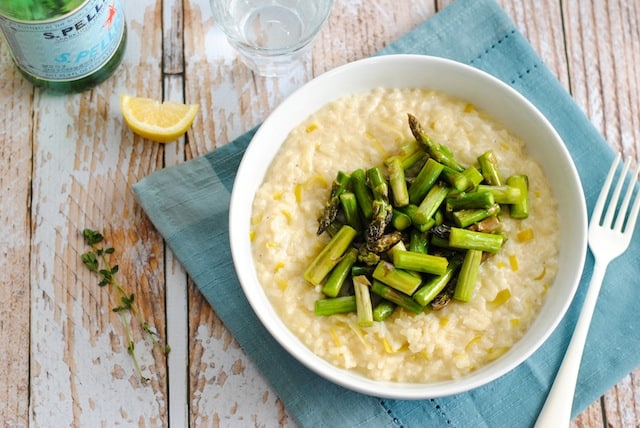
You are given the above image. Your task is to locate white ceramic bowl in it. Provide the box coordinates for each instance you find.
[229,54,587,399]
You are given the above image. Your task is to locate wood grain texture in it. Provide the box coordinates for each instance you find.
[0,37,33,428]
[562,2,640,425]
[0,0,638,426]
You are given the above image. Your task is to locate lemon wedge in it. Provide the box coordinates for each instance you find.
[120,94,199,143]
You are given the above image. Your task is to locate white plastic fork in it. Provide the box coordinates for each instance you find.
[535,153,640,428]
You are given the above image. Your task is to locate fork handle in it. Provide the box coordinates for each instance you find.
[534,260,607,428]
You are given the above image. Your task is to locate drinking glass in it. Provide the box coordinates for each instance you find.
[210,0,334,76]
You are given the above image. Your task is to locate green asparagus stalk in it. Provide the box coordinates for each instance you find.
[401,150,427,171]
[434,207,445,226]
[317,171,351,235]
[339,192,362,231]
[385,156,410,207]
[304,225,358,286]
[407,113,465,172]
[357,245,381,266]
[370,280,424,314]
[372,260,423,295]
[372,300,396,321]
[366,167,393,244]
[441,165,470,192]
[392,250,449,276]
[462,165,485,190]
[451,203,501,228]
[315,295,357,316]
[430,235,451,249]
[448,226,504,253]
[454,249,483,302]
[477,184,522,204]
[409,230,429,254]
[408,157,444,204]
[391,208,412,231]
[414,183,449,225]
[351,168,374,220]
[413,258,462,306]
[321,247,359,297]
[386,240,407,260]
[324,221,342,238]
[477,150,503,186]
[351,265,374,277]
[353,275,374,327]
[396,140,425,168]
[506,175,530,219]
[445,191,495,211]
[366,230,404,253]
[401,204,436,232]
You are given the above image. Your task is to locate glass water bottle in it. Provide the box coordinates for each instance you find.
[0,0,127,93]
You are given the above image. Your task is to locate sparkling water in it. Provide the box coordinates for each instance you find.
[240,5,304,49]
[211,0,333,75]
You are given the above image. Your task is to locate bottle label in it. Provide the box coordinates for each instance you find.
[0,0,125,81]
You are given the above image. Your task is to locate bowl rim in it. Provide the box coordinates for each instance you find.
[229,54,588,399]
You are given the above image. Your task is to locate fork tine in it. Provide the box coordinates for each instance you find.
[612,157,635,231]
[603,156,630,228]
[621,162,640,234]
[593,153,621,226]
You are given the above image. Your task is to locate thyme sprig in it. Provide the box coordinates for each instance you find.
[81,228,170,383]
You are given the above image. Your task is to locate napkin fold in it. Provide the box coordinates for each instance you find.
[133,0,640,426]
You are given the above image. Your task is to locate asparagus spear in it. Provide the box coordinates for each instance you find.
[366,167,393,245]
[358,244,381,266]
[351,168,374,220]
[454,249,483,302]
[413,258,462,306]
[445,191,495,211]
[392,250,449,276]
[477,184,522,204]
[430,235,451,249]
[506,174,530,219]
[414,183,449,225]
[370,280,424,314]
[372,260,423,295]
[408,157,444,204]
[317,171,351,235]
[351,265,374,277]
[407,113,465,172]
[451,203,501,228]
[304,225,358,286]
[401,150,427,171]
[339,192,362,231]
[448,226,504,253]
[353,275,374,327]
[366,230,404,253]
[322,247,359,297]
[391,208,412,231]
[409,230,429,254]
[385,156,410,207]
[315,295,357,316]
[441,165,470,192]
[396,139,425,169]
[477,150,503,186]
[399,204,435,232]
[372,299,396,321]
[462,165,485,190]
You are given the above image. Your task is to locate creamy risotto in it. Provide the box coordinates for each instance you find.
[250,87,559,382]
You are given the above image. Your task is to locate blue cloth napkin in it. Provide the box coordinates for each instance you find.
[133,0,640,426]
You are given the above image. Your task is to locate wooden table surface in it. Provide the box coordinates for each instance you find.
[1,0,638,426]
